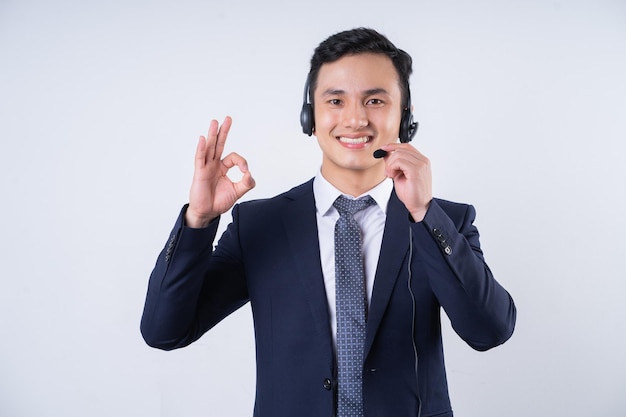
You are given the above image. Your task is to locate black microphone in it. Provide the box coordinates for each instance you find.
[373,149,388,159]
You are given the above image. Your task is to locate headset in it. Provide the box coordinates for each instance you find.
[300,75,419,143]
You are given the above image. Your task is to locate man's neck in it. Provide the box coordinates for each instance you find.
[320,166,387,197]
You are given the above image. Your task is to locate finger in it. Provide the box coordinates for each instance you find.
[375,143,408,161]
[385,158,427,179]
[222,152,255,197]
[204,119,219,162]
[195,135,207,169]
[221,152,250,173]
[384,149,428,179]
[383,144,425,164]
[378,142,402,153]
[380,142,421,155]
[235,170,256,196]
[214,116,232,161]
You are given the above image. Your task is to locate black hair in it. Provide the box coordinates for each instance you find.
[308,28,413,107]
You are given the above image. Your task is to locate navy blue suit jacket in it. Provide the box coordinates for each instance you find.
[141,179,516,417]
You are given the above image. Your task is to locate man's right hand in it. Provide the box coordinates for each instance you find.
[185,116,256,228]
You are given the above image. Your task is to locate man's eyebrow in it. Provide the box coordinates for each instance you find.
[320,88,346,97]
[319,88,391,96]
[363,88,390,96]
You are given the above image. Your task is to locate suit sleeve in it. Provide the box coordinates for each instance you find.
[140,205,249,350]
[414,199,517,351]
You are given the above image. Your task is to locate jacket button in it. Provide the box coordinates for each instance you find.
[323,378,332,390]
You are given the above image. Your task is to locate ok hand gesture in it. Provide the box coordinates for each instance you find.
[185,116,256,228]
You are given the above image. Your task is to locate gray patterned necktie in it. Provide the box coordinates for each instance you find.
[333,195,376,417]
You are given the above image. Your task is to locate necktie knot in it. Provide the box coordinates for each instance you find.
[333,195,375,217]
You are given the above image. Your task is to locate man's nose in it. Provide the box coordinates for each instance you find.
[342,102,368,129]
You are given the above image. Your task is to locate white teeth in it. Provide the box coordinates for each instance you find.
[338,136,370,144]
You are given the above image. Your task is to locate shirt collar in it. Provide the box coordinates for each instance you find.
[313,170,393,217]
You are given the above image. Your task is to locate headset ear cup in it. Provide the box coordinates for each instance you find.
[300,75,315,136]
[300,103,314,136]
[399,108,417,143]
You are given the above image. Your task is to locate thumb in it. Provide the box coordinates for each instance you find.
[234,170,256,197]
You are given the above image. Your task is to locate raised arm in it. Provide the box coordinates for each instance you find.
[141,117,255,349]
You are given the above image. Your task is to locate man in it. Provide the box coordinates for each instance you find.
[141,28,516,417]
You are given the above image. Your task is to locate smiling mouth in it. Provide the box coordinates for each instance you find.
[337,136,372,145]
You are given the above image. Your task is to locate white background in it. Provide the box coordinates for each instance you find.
[1,0,625,416]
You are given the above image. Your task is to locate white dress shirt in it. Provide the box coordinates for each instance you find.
[313,171,394,347]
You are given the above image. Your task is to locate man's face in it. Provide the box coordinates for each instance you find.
[313,52,403,181]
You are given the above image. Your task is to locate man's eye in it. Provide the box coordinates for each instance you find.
[329,99,342,105]
[367,98,383,105]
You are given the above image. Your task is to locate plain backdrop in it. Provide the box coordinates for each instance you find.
[1,0,625,416]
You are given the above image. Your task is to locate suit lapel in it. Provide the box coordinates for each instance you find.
[277,183,410,359]
[281,180,333,344]
[364,192,410,357]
